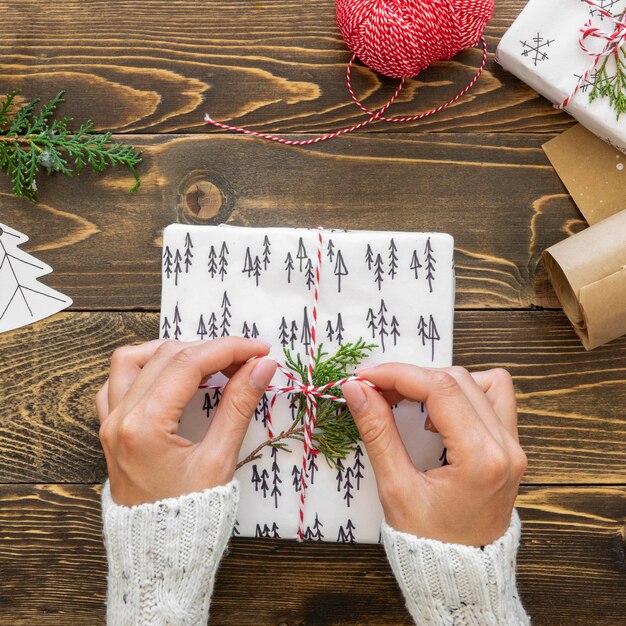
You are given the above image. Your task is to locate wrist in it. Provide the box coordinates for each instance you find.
[102,479,239,625]
[382,510,529,625]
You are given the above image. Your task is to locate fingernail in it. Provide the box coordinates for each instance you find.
[354,362,379,374]
[424,417,437,432]
[342,381,368,412]
[250,357,277,391]
[255,339,272,349]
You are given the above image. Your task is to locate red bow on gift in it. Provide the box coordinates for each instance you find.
[559,0,626,109]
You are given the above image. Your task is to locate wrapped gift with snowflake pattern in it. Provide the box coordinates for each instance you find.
[160,224,455,543]
[496,0,626,153]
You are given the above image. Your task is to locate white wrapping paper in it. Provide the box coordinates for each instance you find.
[160,225,455,543]
[496,0,626,153]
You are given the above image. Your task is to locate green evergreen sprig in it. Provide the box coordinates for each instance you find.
[589,47,626,120]
[237,339,377,470]
[0,90,142,202]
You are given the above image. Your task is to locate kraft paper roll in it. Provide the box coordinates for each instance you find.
[542,210,626,350]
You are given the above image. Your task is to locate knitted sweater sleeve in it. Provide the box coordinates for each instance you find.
[101,479,238,626]
[382,510,530,626]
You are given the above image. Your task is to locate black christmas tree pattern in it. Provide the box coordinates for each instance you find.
[520,33,555,66]
[243,246,264,287]
[291,464,303,493]
[208,246,217,278]
[410,248,422,279]
[296,237,308,272]
[163,245,173,279]
[183,233,193,273]
[353,446,365,490]
[284,251,294,283]
[255,522,280,539]
[232,519,240,537]
[305,258,315,291]
[333,249,348,292]
[417,314,441,362]
[173,303,182,339]
[326,312,345,344]
[366,299,394,352]
[242,320,259,339]
[365,244,374,270]
[301,307,312,351]
[220,291,231,337]
[219,242,229,281]
[0,224,72,333]
[161,316,171,339]
[269,447,282,508]
[303,513,324,541]
[337,519,356,543]
[388,238,398,280]
[174,248,183,285]
[373,253,385,290]
[424,237,436,293]
[197,314,207,340]
[308,452,319,485]
[251,464,268,497]
[262,235,271,270]
[207,312,219,339]
[327,238,335,263]
[254,393,270,427]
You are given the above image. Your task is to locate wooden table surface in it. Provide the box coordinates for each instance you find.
[1,1,625,624]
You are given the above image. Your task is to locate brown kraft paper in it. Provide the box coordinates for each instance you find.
[542,210,626,350]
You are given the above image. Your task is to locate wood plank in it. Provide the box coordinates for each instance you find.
[0,1,569,136]
[1,132,581,310]
[0,311,624,484]
[0,484,623,625]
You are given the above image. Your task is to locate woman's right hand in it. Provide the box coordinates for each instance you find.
[342,365,527,547]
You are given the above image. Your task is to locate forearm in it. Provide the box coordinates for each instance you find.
[102,480,238,626]
[383,510,529,626]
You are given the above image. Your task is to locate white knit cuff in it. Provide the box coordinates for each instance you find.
[102,480,239,626]
[382,510,529,626]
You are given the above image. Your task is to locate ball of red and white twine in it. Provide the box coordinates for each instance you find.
[205,0,495,145]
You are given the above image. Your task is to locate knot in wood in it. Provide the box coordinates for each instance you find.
[183,180,223,220]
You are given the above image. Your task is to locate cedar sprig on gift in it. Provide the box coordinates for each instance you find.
[589,42,626,119]
[237,339,377,470]
[0,90,142,202]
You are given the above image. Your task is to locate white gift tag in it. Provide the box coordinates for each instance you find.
[0,222,72,334]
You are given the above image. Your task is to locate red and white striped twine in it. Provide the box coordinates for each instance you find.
[204,37,488,146]
[199,227,379,540]
[558,0,626,110]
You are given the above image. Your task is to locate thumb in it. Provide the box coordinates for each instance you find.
[203,356,277,457]
[342,381,415,484]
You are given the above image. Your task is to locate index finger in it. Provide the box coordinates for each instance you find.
[141,337,271,427]
[356,363,492,451]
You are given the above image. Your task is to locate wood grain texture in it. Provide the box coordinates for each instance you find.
[1,132,583,310]
[0,1,573,135]
[0,311,624,485]
[0,484,624,625]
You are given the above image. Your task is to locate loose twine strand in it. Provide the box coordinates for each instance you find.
[204,37,488,146]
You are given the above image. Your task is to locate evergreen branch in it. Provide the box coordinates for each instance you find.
[237,339,377,470]
[588,21,626,121]
[0,89,142,202]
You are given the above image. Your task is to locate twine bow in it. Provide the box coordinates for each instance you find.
[200,227,378,541]
[559,0,626,109]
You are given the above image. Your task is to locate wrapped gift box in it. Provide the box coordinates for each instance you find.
[496,0,626,153]
[160,225,455,543]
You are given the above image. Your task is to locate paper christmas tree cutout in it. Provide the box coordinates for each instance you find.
[0,222,72,334]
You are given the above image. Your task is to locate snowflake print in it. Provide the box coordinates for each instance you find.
[520,33,555,66]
